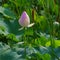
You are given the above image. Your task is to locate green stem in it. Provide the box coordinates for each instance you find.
[24,27,27,58]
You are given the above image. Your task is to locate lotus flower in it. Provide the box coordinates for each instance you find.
[19,11,30,27]
[18,11,35,30]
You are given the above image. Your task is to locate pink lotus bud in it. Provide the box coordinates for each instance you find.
[19,11,30,27]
